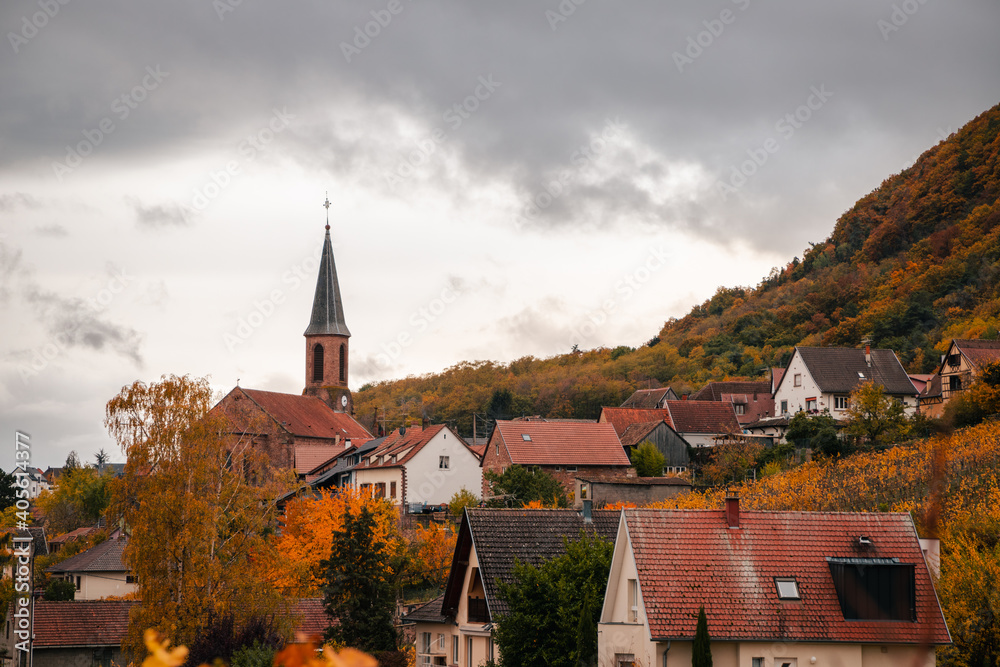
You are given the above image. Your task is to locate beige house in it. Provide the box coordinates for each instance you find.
[45,538,135,600]
[599,501,950,666]
[919,338,1000,417]
[404,508,618,667]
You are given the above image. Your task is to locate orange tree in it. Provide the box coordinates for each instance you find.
[105,374,294,658]
[265,487,402,597]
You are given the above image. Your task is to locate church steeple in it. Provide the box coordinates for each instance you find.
[303,196,352,413]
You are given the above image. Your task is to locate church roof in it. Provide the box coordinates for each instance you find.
[304,227,350,337]
[236,388,372,441]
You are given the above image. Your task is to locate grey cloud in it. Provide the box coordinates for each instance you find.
[126,197,190,229]
[0,193,40,211]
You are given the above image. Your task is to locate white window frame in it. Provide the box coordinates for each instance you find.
[439,455,450,469]
[834,395,849,411]
[793,373,802,387]
[452,635,459,664]
[628,578,639,622]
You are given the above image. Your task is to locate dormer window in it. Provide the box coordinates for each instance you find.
[775,577,800,600]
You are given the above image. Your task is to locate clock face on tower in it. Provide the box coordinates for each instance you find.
[341,395,348,408]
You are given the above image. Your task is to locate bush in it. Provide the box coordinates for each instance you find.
[231,641,275,667]
[448,488,480,518]
[631,441,665,477]
[44,579,76,601]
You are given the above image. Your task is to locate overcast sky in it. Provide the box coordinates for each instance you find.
[1,0,998,471]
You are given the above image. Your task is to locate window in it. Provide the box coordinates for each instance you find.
[752,659,765,667]
[466,636,473,667]
[487,639,494,662]
[339,343,346,383]
[439,456,450,469]
[775,577,800,600]
[452,636,459,664]
[827,557,916,621]
[949,375,963,392]
[780,400,788,414]
[390,481,396,498]
[776,660,797,667]
[835,395,849,410]
[581,483,588,500]
[375,482,386,499]
[554,466,562,471]
[805,398,817,412]
[857,371,865,379]
[495,443,499,455]
[421,632,431,653]
[76,576,81,591]
[126,575,138,584]
[521,433,532,441]
[567,465,577,472]
[793,373,801,387]
[628,578,639,622]
[438,634,445,653]
[312,344,324,382]
[615,654,636,667]
[734,403,746,415]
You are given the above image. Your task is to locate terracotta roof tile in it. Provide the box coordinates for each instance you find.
[32,600,137,646]
[493,421,630,467]
[295,445,349,476]
[293,598,331,637]
[662,401,741,434]
[217,387,372,441]
[953,339,1000,370]
[624,508,950,645]
[599,408,674,436]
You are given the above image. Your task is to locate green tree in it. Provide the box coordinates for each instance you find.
[0,469,17,512]
[692,605,712,667]
[35,466,115,535]
[844,381,910,447]
[494,532,612,667]
[448,487,480,518]
[43,579,77,601]
[631,441,665,477]
[321,506,399,653]
[484,465,568,508]
[784,411,838,448]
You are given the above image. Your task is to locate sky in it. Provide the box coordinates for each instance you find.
[1,0,998,472]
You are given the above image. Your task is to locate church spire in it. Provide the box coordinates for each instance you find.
[304,195,351,337]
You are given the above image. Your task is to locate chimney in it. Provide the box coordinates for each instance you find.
[863,337,872,367]
[725,494,740,529]
[582,499,593,524]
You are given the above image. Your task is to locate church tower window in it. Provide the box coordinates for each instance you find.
[313,344,324,382]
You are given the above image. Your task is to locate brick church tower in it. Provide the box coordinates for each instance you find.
[303,199,353,413]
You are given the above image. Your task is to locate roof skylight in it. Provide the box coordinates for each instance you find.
[521,434,532,441]
[775,577,800,600]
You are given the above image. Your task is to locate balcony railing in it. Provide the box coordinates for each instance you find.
[467,597,490,623]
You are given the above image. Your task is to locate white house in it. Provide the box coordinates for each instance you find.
[598,501,950,666]
[45,537,136,600]
[352,424,482,509]
[773,345,918,418]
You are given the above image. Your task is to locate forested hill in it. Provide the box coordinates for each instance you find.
[354,103,1000,437]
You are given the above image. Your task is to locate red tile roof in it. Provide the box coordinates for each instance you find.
[32,600,137,647]
[662,400,741,434]
[689,381,770,402]
[623,507,950,645]
[953,338,1000,370]
[217,387,372,441]
[295,444,349,476]
[492,420,630,467]
[361,424,475,469]
[293,598,332,637]
[599,408,674,436]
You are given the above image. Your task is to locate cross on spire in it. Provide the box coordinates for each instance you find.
[323,192,332,230]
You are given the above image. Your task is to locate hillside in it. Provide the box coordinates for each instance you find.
[355,103,1000,436]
